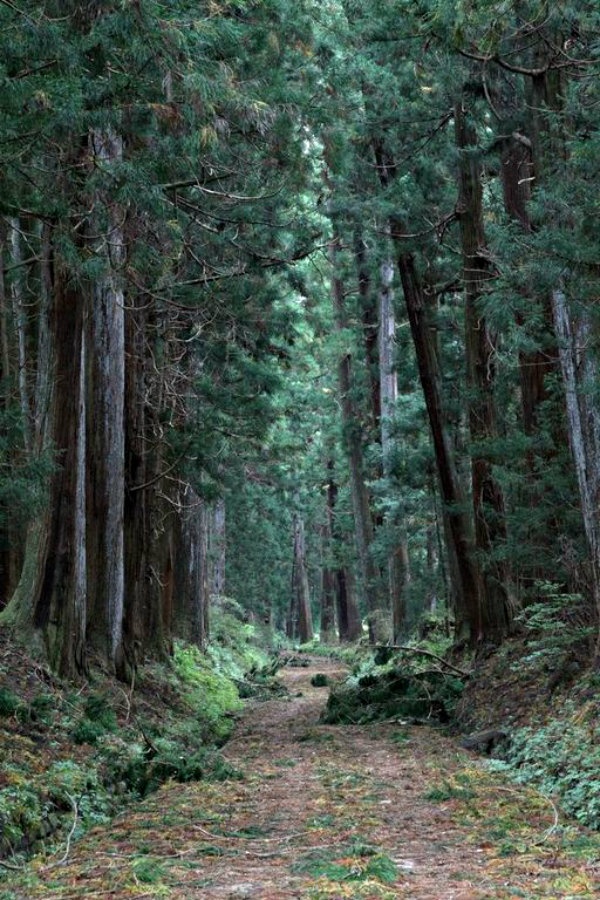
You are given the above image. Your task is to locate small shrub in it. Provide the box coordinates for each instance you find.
[514,583,595,672]
[0,688,20,717]
[84,692,117,731]
[72,719,106,745]
[29,693,54,725]
[310,674,330,687]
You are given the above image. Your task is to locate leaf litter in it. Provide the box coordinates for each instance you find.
[2,657,600,899]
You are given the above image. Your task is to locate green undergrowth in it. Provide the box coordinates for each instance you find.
[472,586,600,831]
[0,603,273,867]
[490,696,600,830]
[293,841,398,888]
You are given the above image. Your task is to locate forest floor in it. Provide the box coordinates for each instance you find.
[2,656,600,900]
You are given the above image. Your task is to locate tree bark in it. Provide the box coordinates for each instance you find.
[455,99,514,642]
[86,129,126,675]
[551,289,600,647]
[325,462,362,642]
[292,509,314,644]
[372,138,481,643]
[2,263,88,677]
[211,498,226,599]
[174,485,210,648]
[330,235,388,642]
[7,218,32,455]
[379,258,410,640]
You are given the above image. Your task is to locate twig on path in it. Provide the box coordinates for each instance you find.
[374,645,471,677]
[0,859,24,871]
[530,790,560,846]
[478,783,560,847]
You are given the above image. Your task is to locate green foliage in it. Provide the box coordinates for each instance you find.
[131,855,166,885]
[0,688,20,717]
[28,693,54,726]
[0,759,113,857]
[0,622,258,863]
[102,734,240,799]
[498,707,600,829]
[83,693,118,731]
[292,842,397,885]
[71,719,106,746]
[322,655,464,725]
[207,599,271,680]
[71,691,118,744]
[310,673,330,687]
[424,781,476,802]
[172,642,242,742]
[513,583,594,675]
[0,406,54,530]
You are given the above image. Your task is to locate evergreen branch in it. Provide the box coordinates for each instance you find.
[128,443,192,493]
[170,193,294,229]
[0,0,35,24]
[176,241,322,288]
[374,645,471,677]
[457,46,594,77]
[0,859,24,870]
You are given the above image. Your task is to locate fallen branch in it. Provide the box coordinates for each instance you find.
[0,859,24,871]
[56,793,78,866]
[374,645,471,678]
[43,792,79,870]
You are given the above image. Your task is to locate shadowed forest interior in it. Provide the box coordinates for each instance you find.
[2,2,600,897]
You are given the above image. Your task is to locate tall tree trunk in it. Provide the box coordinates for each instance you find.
[292,509,313,644]
[455,99,514,642]
[0,232,14,606]
[325,462,362,642]
[174,485,210,648]
[211,498,226,599]
[551,290,600,652]
[330,235,388,642]
[354,228,381,432]
[2,263,88,677]
[500,114,566,595]
[379,258,410,640]
[320,467,337,642]
[33,223,53,453]
[7,218,32,455]
[372,139,482,643]
[86,129,126,676]
[320,563,336,643]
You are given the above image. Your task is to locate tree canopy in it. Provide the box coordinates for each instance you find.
[1,0,600,673]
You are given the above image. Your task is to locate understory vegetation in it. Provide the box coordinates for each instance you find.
[4,594,600,871]
[0,604,274,862]
[2,598,600,896]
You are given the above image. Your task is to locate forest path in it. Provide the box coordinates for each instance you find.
[7,656,600,899]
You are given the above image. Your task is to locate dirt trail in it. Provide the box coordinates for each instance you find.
[3,657,600,899]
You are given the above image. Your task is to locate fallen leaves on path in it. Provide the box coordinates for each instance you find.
[2,657,599,899]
